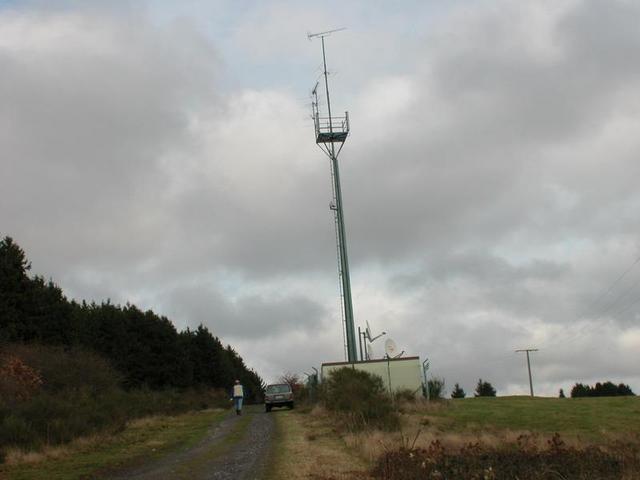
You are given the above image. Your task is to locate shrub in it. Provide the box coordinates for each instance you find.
[371,434,628,479]
[322,367,398,430]
[395,388,418,403]
[0,415,33,447]
[0,354,43,404]
[474,378,497,397]
[2,344,121,395]
[451,383,466,399]
[294,384,317,405]
[427,377,446,400]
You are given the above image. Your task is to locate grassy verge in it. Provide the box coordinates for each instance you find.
[0,386,230,455]
[265,407,369,480]
[0,408,228,480]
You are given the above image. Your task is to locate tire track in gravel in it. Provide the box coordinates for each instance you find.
[105,405,275,480]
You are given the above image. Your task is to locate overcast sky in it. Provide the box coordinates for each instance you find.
[2,0,640,395]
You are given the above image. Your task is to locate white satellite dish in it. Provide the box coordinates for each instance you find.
[384,338,398,357]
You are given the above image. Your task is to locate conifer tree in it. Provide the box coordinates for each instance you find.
[0,237,265,398]
[451,383,466,398]
[474,378,496,397]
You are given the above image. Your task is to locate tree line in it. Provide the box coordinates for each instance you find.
[450,379,496,398]
[570,381,634,398]
[0,236,264,401]
[452,380,636,399]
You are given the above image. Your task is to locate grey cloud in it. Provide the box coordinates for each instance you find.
[3,1,640,394]
[1,11,218,274]
[158,283,327,340]
[339,0,640,270]
[427,253,568,283]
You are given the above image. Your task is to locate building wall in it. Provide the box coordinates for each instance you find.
[321,357,423,396]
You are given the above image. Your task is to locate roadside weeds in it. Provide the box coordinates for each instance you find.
[265,407,370,480]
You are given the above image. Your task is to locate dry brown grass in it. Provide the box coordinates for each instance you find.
[267,407,370,479]
[372,435,635,480]
[343,408,601,465]
[127,415,166,429]
[4,434,105,466]
[3,415,172,466]
[395,398,449,414]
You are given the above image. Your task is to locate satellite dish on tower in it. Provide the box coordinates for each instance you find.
[384,338,398,357]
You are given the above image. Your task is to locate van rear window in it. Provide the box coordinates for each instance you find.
[266,384,291,394]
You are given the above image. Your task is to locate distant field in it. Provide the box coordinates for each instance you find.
[415,395,640,439]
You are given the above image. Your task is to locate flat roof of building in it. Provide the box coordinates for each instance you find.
[321,356,420,367]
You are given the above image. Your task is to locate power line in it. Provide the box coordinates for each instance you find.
[540,253,640,349]
[546,285,640,349]
[587,273,640,321]
[609,291,640,318]
[579,254,640,318]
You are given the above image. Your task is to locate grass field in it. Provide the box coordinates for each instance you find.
[275,396,640,478]
[0,409,227,480]
[416,395,640,439]
[365,396,640,479]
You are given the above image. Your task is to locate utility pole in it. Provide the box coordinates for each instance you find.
[422,358,430,400]
[515,348,538,397]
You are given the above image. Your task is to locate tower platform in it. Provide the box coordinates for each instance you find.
[314,113,349,144]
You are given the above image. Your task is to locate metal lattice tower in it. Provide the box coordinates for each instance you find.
[309,29,358,363]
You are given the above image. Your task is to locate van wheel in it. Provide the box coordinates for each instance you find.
[265,405,272,413]
[289,402,294,409]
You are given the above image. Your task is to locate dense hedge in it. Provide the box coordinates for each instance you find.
[0,344,230,452]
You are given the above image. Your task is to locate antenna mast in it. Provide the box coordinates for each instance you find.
[309,28,358,363]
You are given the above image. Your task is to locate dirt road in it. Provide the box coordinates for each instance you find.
[105,405,275,480]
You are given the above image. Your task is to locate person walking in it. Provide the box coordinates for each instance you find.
[231,379,244,415]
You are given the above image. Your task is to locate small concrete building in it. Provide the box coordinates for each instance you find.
[321,356,424,397]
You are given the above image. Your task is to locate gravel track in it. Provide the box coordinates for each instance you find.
[105,405,275,480]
